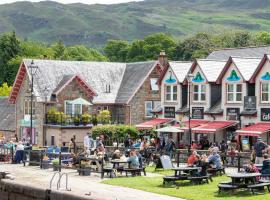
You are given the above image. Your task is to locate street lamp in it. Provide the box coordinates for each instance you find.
[29,60,38,145]
[186,73,194,147]
[43,86,49,146]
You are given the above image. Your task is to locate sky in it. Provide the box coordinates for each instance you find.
[0,0,143,5]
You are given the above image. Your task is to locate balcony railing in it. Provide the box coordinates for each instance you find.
[45,114,92,127]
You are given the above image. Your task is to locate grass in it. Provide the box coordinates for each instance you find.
[102,167,270,200]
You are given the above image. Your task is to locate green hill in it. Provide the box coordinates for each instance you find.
[1,0,270,48]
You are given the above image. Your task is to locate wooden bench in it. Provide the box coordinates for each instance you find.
[261,174,270,179]
[207,167,225,176]
[101,167,115,179]
[163,176,183,185]
[247,183,270,194]
[188,176,210,185]
[218,184,238,193]
[123,168,142,177]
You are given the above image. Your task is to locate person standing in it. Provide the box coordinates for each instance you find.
[165,137,175,159]
[84,132,94,152]
[254,137,268,164]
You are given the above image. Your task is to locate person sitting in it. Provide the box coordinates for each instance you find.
[208,147,222,169]
[261,154,270,175]
[187,150,197,166]
[112,149,121,160]
[194,154,208,176]
[191,141,198,150]
[127,149,140,169]
[245,161,259,173]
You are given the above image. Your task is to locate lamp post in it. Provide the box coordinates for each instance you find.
[43,87,49,146]
[186,73,194,147]
[29,60,38,145]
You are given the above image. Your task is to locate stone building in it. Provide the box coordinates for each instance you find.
[0,97,15,140]
[9,58,164,146]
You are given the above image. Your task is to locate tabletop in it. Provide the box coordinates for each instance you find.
[110,160,129,163]
[172,166,199,171]
[227,172,261,178]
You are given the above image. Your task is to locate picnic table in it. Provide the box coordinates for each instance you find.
[227,172,261,186]
[172,166,199,176]
[110,159,129,169]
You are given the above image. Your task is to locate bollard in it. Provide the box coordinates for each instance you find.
[40,151,44,169]
[59,152,62,172]
[11,147,14,163]
[237,154,241,172]
[177,150,180,167]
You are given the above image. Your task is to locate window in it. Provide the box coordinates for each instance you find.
[145,101,153,118]
[193,85,206,102]
[165,85,177,101]
[227,84,242,103]
[150,78,159,91]
[24,100,36,115]
[261,83,270,102]
[65,101,82,115]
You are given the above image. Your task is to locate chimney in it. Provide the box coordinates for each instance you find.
[158,50,168,68]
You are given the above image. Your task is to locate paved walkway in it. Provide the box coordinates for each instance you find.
[0,164,183,200]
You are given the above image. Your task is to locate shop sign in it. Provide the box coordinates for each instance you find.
[244,96,256,110]
[164,107,175,118]
[192,107,204,119]
[261,108,270,121]
[226,108,240,120]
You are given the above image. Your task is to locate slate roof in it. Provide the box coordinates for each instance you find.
[52,75,75,94]
[115,61,157,104]
[196,59,227,82]
[207,46,270,60]
[22,59,157,104]
[170,62,192,83]
[231,57,261,81]
[0,97,15,131]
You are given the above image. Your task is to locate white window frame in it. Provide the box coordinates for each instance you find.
[145,101,153,118]
[261,82,270,103]
[24,100,36,116]
[165,85,177,102]
[193,84,206,102]
[150,78,159,91]
[227,84,242,103]
[64,101,82,115]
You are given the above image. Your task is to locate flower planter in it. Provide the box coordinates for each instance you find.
[42,160,50,169]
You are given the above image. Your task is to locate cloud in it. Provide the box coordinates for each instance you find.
[0,0,143,5]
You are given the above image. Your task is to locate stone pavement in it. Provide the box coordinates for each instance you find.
[0,164,183,200]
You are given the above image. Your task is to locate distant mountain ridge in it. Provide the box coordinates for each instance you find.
[1,0,270,48]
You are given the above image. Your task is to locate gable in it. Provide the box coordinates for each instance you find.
[256,58,270,82]
[162,66,178,85]
[192,65,206,84]
[222,62,243,83]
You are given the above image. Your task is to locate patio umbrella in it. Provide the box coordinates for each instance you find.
[155,126,183,133]
[69,97,92,105]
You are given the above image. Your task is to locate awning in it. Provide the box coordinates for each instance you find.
[155,126,184,133]
[151,105,162,114]
[69,97,92,105]
[175,106,189,114]
[174,120,209,129]
[236,123,270,137]
[136,118,172,130]
[20,119,36,127]
[240,110,257,116]
[192,121,237,134]
[204,101,223,115]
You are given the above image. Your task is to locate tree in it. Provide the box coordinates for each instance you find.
[104,40,130,62]
[0,82,12,96]
[51,40,65,59]
[97,110,111,124]
[0,32,21,84]
[255,31,270,45]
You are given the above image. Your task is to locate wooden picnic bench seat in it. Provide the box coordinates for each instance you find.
[218,184,238,193]
[163,176,183,185]
[123,168,142,177]
[188,175,210,185]
[261,174,270,178]
[247,182,270,194]
[207,167,225,176]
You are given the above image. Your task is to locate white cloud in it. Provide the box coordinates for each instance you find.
[0,0,143,5]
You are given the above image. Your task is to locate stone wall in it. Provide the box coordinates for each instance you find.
[15,76,45,146]
[0,180,98,200]
[129,67,161,125]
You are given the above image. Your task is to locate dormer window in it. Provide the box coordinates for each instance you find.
[227,84,242,103]
[193,85,206,102]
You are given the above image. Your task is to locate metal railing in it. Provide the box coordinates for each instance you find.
[45,114,93,126]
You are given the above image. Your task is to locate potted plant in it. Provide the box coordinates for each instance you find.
[42,155,50,169]
[80,160,91,176]
[82,113,91,125]
[74,117,80,126]
[52,158,60,171]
